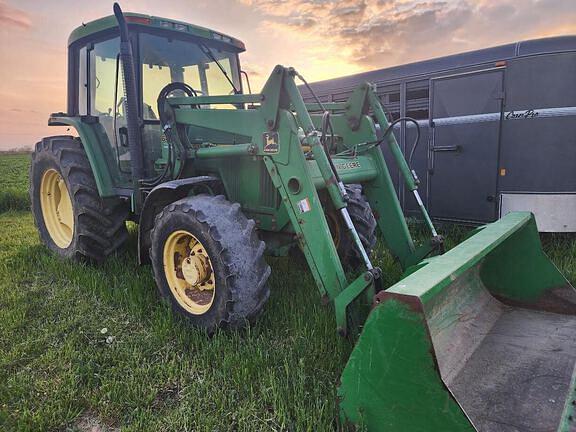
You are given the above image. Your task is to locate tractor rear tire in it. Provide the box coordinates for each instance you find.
[335,185,377,269]
[30,136,128,262]
[150,195,271,331]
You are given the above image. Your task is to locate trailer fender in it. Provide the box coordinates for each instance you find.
[137,176,222,264]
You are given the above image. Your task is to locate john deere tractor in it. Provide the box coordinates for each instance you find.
[30,4,576,430]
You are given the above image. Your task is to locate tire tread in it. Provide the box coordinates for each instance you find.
[30,136,128,262]
[149,194,270,329]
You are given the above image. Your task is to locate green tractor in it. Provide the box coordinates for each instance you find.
[29,4,576,430]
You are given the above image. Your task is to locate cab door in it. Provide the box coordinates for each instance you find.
[429,68,504,222]
[77,36,132,187]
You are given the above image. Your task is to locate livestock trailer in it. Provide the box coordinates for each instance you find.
[301,36,576,232]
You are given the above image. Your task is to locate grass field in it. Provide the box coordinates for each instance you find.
[0,153,30,212]
[1,152,575,431]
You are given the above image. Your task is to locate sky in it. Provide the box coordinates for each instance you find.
[0,0,575,150]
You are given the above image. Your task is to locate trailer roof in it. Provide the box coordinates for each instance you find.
[305,35,576,93]
[68,12,245,51]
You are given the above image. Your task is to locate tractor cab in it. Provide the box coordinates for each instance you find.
[66,13,245,181]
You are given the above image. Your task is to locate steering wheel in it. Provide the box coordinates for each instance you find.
[157,82,199,127]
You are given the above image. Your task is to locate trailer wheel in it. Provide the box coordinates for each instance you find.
[328,185,377,269]
[150,195,271,331]
[30,136,128,262]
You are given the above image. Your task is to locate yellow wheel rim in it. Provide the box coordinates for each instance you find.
[40,169,74,248]
[163,230,216,315]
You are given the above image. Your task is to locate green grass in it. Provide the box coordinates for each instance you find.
[0,213,348,431]
[0,153,575,431]
[0,153,30,212]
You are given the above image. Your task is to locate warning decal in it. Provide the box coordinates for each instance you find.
[297,197,311,213]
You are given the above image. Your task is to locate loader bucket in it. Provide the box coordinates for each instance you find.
[339,212,576,432]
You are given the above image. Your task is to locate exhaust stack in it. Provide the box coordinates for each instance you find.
[113,3,144,188]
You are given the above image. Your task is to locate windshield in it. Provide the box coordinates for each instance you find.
[139,32,241,119]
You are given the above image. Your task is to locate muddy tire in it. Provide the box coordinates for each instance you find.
[331,184,377,269]
[150,195,271,331]
[29,136,128,262]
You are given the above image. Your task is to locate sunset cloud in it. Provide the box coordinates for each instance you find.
[0,0,31,30]
[240,0,576,71]
[0,0,574,149]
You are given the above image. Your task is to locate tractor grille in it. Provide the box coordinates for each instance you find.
[260,164,279,209]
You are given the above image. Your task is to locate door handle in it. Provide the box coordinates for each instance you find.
[118,126,129,148]
[431,145,461,152]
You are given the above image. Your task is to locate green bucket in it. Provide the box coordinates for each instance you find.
[339,212,576,431]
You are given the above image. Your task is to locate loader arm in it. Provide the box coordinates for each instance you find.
[161,66,576,431]
[162,65,439,334]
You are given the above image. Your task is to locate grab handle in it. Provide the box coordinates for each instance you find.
[431,144,461,152]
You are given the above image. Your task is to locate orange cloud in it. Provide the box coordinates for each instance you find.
[241,0,576,73]
[0,0,574,150]
[0,1,31,30]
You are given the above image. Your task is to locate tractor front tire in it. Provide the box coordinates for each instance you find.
[150,195,271,331]
[30,136,128,262]
[333,184,377,269]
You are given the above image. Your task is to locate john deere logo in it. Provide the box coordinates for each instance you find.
[263,132,279,154]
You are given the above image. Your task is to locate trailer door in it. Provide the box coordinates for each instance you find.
[429,69,504,222]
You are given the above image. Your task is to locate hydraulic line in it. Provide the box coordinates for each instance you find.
[381,117,421,170]
[377,116,435,232]
[144,82,199,187]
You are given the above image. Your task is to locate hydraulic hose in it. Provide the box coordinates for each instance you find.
[143,81,199,187]
[296,72,346,198]
[380,116,421,169]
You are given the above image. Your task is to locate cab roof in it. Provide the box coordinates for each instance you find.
[68,12,245,51]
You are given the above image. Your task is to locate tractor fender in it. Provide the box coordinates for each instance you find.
[137,176,222,264]
[48,114,119,197]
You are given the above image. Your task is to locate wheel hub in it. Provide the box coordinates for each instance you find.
[163,230,216,315]
[181,254,211,288]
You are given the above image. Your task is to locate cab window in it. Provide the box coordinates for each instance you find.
[140,32,241,118]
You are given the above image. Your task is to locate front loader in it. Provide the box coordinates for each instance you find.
[29,4,576,430]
